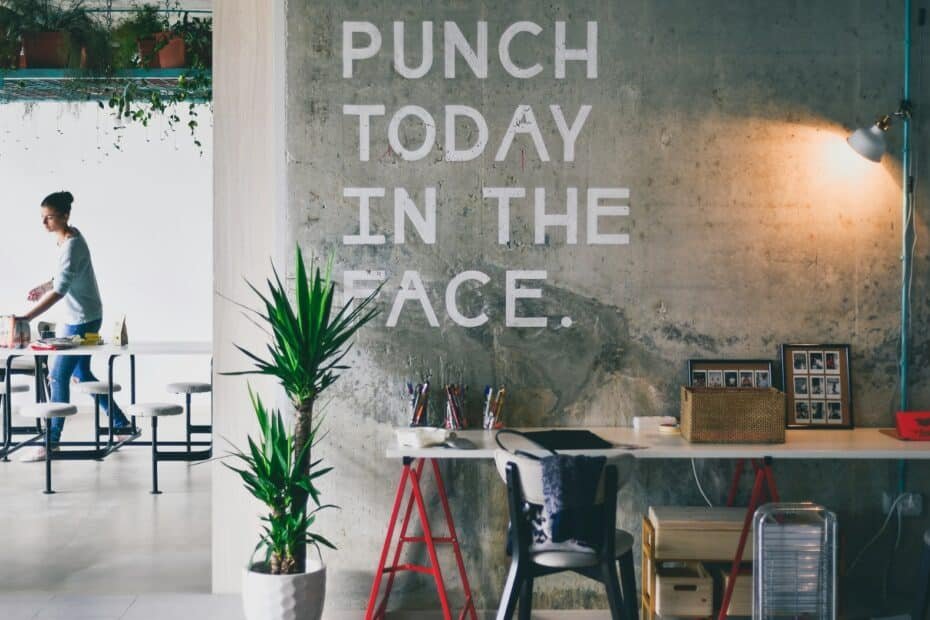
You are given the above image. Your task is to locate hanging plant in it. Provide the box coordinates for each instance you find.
[101,4,212,152]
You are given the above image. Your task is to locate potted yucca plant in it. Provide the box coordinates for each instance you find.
[225,390,334,620]
[228,246,380,620]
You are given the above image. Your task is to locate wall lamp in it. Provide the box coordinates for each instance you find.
[847,102,912,163]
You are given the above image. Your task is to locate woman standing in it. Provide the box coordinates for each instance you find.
[18,191,131,461]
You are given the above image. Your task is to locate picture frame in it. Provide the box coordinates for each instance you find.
[687,359,775,390]
[780,344,853,429]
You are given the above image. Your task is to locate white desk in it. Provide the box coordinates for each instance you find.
[1,341,212,460]
[387,427,930,460]
[0,341,212,360]
[379,425,930,620]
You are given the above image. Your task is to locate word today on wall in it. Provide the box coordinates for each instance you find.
[336,20,630,329]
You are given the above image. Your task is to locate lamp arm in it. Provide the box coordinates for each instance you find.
[895,100,913,118]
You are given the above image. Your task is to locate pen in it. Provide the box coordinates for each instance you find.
[493,387,506,428]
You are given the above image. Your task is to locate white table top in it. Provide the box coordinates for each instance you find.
[387,427,930,460]
[0,341,211,360]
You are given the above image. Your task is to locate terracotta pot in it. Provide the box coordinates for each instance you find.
[137,36,159,68]
[242,558,326,620]
[20,31,69,68]
[153,31,186,68]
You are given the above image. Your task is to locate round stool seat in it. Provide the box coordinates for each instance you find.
[76,381,122,395]
[7,383,30,394]
[21,403,77,419]
[10,357,36,371]
[128,403,183,418]
[166,382,212,394]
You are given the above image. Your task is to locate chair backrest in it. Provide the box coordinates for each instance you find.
[493,449,634,505]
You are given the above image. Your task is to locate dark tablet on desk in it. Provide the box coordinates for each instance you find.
[523,430,613,451]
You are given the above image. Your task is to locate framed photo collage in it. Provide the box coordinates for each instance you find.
[781,344,852,429]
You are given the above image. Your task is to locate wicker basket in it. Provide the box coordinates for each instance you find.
[680,386,785,443]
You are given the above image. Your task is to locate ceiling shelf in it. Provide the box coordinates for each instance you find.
[0,69,211,103]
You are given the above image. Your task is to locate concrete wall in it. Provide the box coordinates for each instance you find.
[217,0,930,610]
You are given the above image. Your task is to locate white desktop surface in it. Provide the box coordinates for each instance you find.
[1,341,211,360]
[387,427,930,460]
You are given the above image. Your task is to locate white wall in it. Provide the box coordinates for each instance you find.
[0,102,212,423]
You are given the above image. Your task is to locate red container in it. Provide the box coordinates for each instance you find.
[895,411,930,441]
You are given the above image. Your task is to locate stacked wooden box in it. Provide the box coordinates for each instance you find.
[641,506,752,618]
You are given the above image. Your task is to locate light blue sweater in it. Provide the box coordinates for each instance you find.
[52,228,102,325]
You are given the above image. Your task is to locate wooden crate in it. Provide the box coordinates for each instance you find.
[643,507,753,620]
[656,561,713,617]
[649,506,752,561]
[718,567,752,616]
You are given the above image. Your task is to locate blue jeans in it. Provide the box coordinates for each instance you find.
[48,319,129,442]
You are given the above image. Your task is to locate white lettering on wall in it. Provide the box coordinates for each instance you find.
[483,187,526,244]
[387,271,440,327]
[393,21,433,79]
[587,187,630,245]
[444,105,489,162]
[394,187,436,244]
[387,105,436,161]
[342,21,381,78]
[343,104,385,162]
[446,270,490,327]
[534,186,577,244]
[495,105,550,162]
[554,21,598,79]
[499,22,543,79]
[444,21,488,78]
[343,187,387,245]
[506,270,548,327]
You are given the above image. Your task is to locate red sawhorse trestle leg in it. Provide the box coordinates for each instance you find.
[366,457,478,620]
[718,457,780,620]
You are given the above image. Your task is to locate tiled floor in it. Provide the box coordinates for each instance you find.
[0,410,211,594]
[0,594,243,620]
[0,594,610,619]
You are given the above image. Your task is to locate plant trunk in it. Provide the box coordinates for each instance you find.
[292,399,314,573]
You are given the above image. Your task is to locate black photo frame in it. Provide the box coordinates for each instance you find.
[780,344,853,429]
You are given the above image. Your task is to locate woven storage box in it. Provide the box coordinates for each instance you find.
[680,386,785,443]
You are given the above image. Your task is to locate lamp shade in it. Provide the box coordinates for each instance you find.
[847,123,887,162]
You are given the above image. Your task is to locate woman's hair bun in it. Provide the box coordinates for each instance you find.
[41,191,74,215]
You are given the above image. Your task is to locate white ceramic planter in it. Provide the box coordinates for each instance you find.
[242,558,326,620]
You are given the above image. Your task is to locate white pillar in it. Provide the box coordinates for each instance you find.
[212,0,286,593]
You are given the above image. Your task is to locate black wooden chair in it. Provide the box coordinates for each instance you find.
[494,450,638,620]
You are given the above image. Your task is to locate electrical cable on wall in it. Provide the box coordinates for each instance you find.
[848,493,907,572]
[691,458,713,507]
